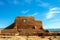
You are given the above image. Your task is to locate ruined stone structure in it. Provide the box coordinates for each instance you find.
[0,16,51,36]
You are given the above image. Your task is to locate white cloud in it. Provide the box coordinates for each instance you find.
[28,12,38,16]
[21,10,29,14]
[48,19,60,23]
[46,7,60,19]
[50,7,60,11]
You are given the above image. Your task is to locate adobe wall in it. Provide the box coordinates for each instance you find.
[34,21,43,29]
[0,29,49,36]
[15,16,35,29]
[0,16,50,36]
[0,30,1,34]
[4,16,43,30]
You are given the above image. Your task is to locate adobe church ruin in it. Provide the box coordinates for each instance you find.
[0,16,59,36]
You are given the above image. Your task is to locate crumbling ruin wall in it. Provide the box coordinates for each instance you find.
[3,16,43,30]
[0,16,50,36]
[0,30,1,34]
[34,21,43,30]
[15,16,35,29]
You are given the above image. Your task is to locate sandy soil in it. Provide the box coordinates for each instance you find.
[0,36,60,40]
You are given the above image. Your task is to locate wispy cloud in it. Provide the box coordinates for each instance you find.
[13,0,19,4]
[46,7,60,19]
[21,10,29,14]
[36,0,50,7]
[51,19,60,22]
[28,12,38,16]
[38,2,50,7]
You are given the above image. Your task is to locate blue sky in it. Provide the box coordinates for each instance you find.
[0,0,60,29]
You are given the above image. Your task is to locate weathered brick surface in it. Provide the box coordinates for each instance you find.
[0,30,1,34]
[0,16,60,36]
[34,21,43,29]
[15,16,35,29]
[15,16,43,29]
[0,16,49,36]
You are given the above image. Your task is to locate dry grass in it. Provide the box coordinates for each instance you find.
[0,36,60,40]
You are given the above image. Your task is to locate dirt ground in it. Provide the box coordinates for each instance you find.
[0,36,60,40]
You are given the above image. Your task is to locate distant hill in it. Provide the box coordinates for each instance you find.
[47,29,60,32]
[0,28,4,30]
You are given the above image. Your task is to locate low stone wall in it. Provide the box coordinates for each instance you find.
[1,29,60,36]
[0,29,48,36]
